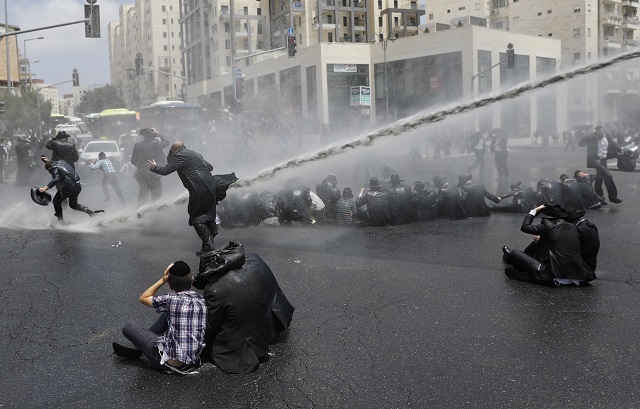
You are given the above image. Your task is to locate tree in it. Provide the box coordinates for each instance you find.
[0,89,51,137]
[76,85,126,114]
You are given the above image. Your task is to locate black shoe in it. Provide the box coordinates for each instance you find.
[502,246,512,263]
[112,342,142,358]
[609,197,622,204]
[163,361,201,376]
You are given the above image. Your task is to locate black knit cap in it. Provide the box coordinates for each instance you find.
[169,261,191,276]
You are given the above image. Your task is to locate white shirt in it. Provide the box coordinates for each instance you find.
[597,136,608,159]
[309,191,325,211]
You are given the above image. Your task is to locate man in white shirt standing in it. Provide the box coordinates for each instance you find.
[578,125,622,204]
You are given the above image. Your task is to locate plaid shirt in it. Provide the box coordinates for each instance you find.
[152,291,207,364]
[89,159,116,174]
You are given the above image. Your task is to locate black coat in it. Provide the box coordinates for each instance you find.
[459,182,500,217]
[575,174,601,208]
[46,139,79,168]
[150,147,217,225]
[388,184,414,224]
[575,219,599,281]
[316,179,340,220]
[356,188,391,226]
[412,188,438,221]
[559,179,585,211]
[243,254,295,341]
[203,254,271,374]
[521,214,588,281]
[435,183,467,220]
[131,136,169,179]
[45,160,81,193]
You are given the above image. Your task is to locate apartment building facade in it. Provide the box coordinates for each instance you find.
[0,24,21,89]
[109,0,184,109]
[32,79,61,115]
[425,0,640,127]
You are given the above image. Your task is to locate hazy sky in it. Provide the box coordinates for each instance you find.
[6,0,130,95]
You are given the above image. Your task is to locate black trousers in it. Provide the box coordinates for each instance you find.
[137,175,162,207]
[52,185,90,221]
[593,159,618,200]
[193,220,218,252]
[102,174,126,205]
[494,151,508,180]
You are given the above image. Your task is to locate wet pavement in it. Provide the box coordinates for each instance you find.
[1,142,639,408]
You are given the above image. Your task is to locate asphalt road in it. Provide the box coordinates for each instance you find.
[1,141,639,408]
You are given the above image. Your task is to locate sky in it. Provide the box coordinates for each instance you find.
[6,0,130,95]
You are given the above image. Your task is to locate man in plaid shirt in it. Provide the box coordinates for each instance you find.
[113,261,207,375]
[90,152,126,205]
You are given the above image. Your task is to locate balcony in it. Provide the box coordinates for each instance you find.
[219,9,251,20]
[602,13,623,26]
[623,39,640,49]
[603,36,623,48]
[622,0,640,7]
[603,0,621,4]
[622,15,640,29]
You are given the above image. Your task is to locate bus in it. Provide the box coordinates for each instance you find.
[138,101,209,148]
[95,108,138,140]
[49,113,67,128]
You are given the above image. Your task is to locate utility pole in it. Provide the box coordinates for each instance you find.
[5,0,12,91]
[230,0,237,102]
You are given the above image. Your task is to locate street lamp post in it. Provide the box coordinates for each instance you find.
[375,32,396,121]
[24,37,44,91]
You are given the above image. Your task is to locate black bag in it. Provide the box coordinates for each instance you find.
[617,151,637,172]
[194,240,245,290]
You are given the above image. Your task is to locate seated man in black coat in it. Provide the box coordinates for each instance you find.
[458,174,501,217]
[387,173,414,224]
[412,181,438,221]
[558,174,586,211]
[433,176,467,220]
[356,177,391,226]
[197,244,294,374]
[502,203,589,286]
[574,170,604,209]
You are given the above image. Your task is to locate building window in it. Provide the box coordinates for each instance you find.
[378,0,382,9]
[547,10,552,14]
[475,3,481,10]
[162,5,166,11]
[548,33,552,36]
[574,52,581,62]
[163,32,167,38]
[225,39,230,49]
[537,12,542,16]
[573,28,580,37]
[164,45,168,51]
[328,32,333,42]
[225,23,230,32]
[226,56,231,66]
[588,52,592,60]
[379,16,383,26]
[458,6,465,11]
[343,16,348,26]
[428,13,434,20]
[587,4,591,12]
[588,27,591,37]
[163,19,167,24]
[513,16,519,25]
[243,6,248,15]
[257,7,261,15]
[574,5,581,13]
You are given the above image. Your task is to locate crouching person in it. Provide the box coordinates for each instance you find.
[195,241,294,373]
[113,261,207,375]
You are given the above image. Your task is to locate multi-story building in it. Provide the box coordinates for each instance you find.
[32,79,61,114]
[425,0,640,127]
[109,0,184,109]
[0,24,21,89]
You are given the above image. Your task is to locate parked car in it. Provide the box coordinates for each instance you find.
[78,139,124,170]
[55,124,81,137]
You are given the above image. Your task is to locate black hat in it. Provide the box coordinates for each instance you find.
[389,174,403,185]
[595,125,603,131]
[432,176,445,188]
[414,181,425,191]
[168,261,191,276]
[30,187,52,206]
[564,207,586,222]
[457,174,472,186]
[540,203,569,219]
[139,128,157,138]
[510,181,522,191]
[369,177,380,188]
[56,131,69,139]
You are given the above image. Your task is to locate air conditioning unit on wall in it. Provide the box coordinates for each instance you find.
[491,9,499,15]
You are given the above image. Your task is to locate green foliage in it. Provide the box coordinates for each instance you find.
[0,89,51,136]
[76,85,126,114]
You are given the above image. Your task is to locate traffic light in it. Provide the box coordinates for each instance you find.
[84,3,101,38]
[0,101,5,114]
[72,69,80,87]
[506,43,515,69]
[287,35,297,58]
[135,54,143,76]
